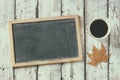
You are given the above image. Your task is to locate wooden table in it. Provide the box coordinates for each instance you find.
[0,0,119,80]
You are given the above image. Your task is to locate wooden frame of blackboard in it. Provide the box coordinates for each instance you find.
[9,15,82,67]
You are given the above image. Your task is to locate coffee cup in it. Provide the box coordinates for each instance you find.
[89,18,110,39]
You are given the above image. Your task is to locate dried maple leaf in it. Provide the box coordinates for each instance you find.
[87,43,111,66]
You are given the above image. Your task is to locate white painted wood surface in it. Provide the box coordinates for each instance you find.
[85,0,109,80]
[0,0,120,80]
[14,0,37,80]
[109,0,120,80]
[0,0,14,80]
[38,0,61,80]
[62,0,84,80]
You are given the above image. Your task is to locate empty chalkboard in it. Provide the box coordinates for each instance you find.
[9,15,82,67]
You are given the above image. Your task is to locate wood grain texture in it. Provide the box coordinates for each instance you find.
[38,0,61,80]
[14,0,37,80]
[0,0,14,80]
[85,0,109,80]
[0,0,120,80]
[109,0,120,79]
[62,0,84,80]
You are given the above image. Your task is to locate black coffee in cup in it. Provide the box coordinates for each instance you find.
[90,19,108,38]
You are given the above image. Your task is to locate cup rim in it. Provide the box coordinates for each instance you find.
[88,18,110,40]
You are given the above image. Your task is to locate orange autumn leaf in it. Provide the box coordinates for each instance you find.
[87,43,111,66]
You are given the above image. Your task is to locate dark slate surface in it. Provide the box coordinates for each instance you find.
[12,19,78,63]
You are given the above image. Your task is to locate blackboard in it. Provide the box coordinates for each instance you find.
[9,15,82,67]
